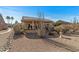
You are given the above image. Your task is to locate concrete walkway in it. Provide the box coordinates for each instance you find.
[0,28,11,34]
[0,28,12,52]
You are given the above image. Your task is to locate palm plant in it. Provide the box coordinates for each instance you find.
[11,16,14,25]
[6,16,10,24]
[6,16,14,27]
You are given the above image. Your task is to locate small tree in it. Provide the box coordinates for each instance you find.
[6,16,10,24]
[13,20,18,29]
[11,17,14,27]
[11,17,14,24]
[6,16,14,27]
[54,20,63,26]
[15,20,18,25]
[55,25,64,38]
[73,17,77,24]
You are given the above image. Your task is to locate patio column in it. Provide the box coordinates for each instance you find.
[32,20,34,30]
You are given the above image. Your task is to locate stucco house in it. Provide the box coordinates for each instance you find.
[21,16,54,31]
[21,16,54,36]
[0,14,7,31]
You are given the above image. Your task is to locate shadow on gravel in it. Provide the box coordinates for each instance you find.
[24,32,59,39]
[62,37,71,40]
[24,33,41,39]
[13,33,24,40]
[43,37,78,52]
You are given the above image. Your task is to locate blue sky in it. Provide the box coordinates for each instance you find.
[0,6,79,23]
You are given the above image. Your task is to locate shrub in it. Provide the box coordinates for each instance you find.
[54,21,62,26]
[13,23,25,34]
[54,25,64,34]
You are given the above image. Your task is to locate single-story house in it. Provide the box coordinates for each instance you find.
[21,16,54,33]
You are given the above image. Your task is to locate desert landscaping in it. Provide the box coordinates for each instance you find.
[1,6,79,52]
[0,15,79,52]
